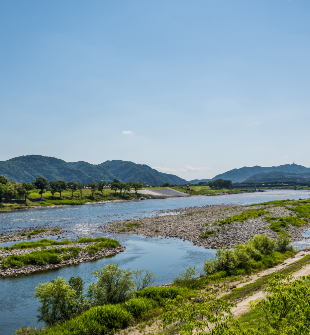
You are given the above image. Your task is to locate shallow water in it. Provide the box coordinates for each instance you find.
[1,190,310,334]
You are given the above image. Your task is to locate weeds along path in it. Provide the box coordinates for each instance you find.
[231,249,310,318]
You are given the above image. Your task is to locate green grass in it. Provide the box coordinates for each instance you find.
[265,216,308,232]
[1,247,80,268]
[1,237,121,269]
[0,237,121,251]
[200,230,216,238]
[171,186,241,196]
[216,209,269,226]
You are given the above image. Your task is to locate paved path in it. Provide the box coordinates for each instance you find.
[136,188,189,197]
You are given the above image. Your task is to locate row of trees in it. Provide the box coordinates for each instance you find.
[203,178,233,189]
[0,175,145,201]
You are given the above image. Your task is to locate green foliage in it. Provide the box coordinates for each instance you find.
[208,178,233,190]
[135,286,186,304]
[235,274,310,334]
[161,293,235,335]
[217,209,269,225]
[0,175,10,185]
[33,177,49,198]
[204,235,280,276]
[132,269,156,290]
[200,230,216,238]
[123,298,157,319]
[35,277,78,325]
[178,265,199,281]
[275,232,296,252]
[1,247,79,268]
[87,264,136,306]
[265,216,307,232]
[125,222,142,230]
[131,182,144,193]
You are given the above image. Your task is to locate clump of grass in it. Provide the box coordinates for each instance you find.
[0,238,73,251]
[217,209,269,225]
[200,230,216,238]
[1,247,80,269]
[265,216,307,232]
[52,228,60,232]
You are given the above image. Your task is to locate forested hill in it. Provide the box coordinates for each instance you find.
[244,171,310,183]
[212,164,310,183]
[0,155,187,185]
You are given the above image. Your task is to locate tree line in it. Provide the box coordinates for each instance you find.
[0,175,144,202]
[198,178,233,189]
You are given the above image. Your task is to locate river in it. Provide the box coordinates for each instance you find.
[1,190,309,334]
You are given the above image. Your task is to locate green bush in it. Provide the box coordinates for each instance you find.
[217,209,269,225]
[248,234,276,254]
[123,298,156,319]
[203,234,289,276]
[276,232,296,253]
[87,264,136,306]
[135,286,185,304]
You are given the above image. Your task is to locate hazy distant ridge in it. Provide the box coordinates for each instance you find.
[212,164,310,183]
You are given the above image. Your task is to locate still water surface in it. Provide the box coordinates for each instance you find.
[1,190,309,334]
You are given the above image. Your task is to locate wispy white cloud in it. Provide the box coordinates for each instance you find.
[122,131,134,135]
[153,165,211,173]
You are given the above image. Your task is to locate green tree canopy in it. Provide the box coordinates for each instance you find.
[67,182,78,198]
[55,180,67,198]
[33,177,49,198]
[87,183,97,197]
[131,182,144,194]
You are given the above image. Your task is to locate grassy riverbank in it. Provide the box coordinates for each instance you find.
[171,185,243,195]
[0,188,148,212]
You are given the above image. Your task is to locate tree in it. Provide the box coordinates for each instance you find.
[33,177,49,198]
[111,181,120,194]
[0,184,9,202]
[77,184,84,198]
[55,180,67,198]
[35,277,77,325]
[118,182,128,194]
[22,183,33,201]
[67,182,78,198]
[163,183,170,187]
[0,175,9,185]
[131,182,144,194]
[87,183,97,197]
[123,183,131,193]
[87,264,136,306]
[15,183,26,200]
[208,179,233,190]
[98,181,106,193]
[49,181,57,199]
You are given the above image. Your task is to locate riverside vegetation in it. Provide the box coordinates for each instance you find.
[0,237,124,277]
[14,233,310,335]
[0,175,146,211]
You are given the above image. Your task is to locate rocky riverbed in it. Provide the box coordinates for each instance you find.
[0,227,66,243]
[102,203,310,249]
[0,242,125,277]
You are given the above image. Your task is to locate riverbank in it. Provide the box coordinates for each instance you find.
[103,199,310,249]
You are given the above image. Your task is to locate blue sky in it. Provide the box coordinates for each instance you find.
[1,0,310,180]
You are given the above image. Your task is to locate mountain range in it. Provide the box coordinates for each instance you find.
[211,164,310,183]
[0,155,186,185]
[1,156,309,185]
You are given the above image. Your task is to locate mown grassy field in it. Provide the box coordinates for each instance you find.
[0,188,145,211]
[171,185,242,195]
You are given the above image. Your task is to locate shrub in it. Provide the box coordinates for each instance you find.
[135,286,185,304]
[132,269,156,290]
[35,277,77,325]
[123,298,157,319]
[87,264,136,306]
[276,232,296,253]
[248,234,276,255]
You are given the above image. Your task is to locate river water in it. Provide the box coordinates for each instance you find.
[1,190,309,334]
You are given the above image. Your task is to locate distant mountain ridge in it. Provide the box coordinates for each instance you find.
[212,164,310,183]
[244,171,310,183]
[0,155,187,185]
